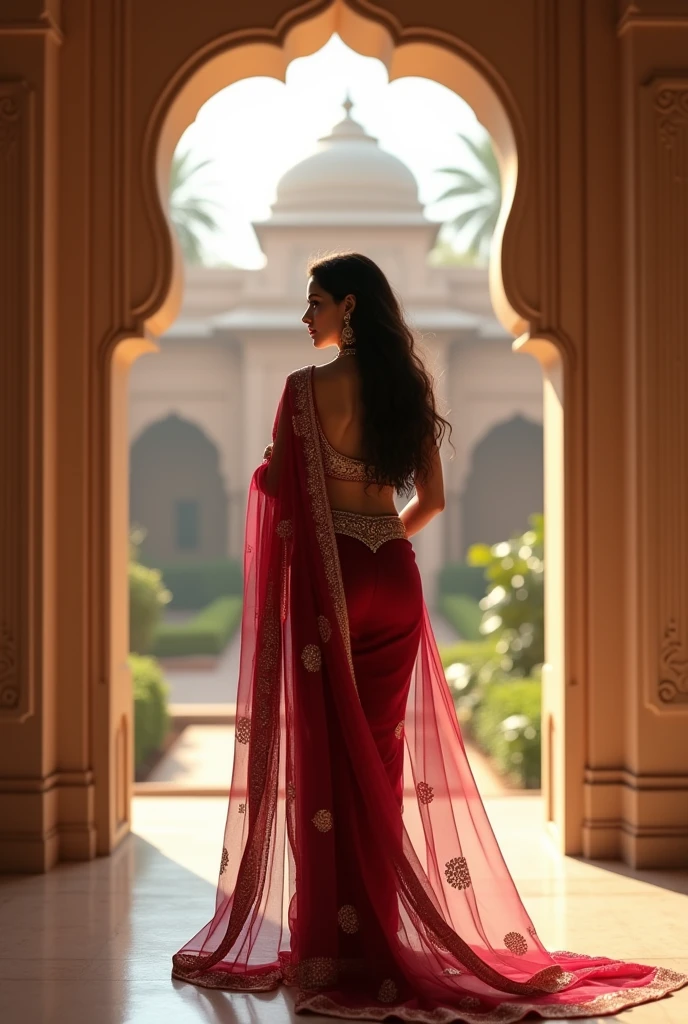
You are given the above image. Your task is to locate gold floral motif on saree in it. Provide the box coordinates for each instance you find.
[338,904,359,934]
[458,996,482,1010]
[394,720,404,739]
[528,965,577,992]
[238,803,245,814]
[219,846,229,875]
[417,781,434,804]
[331,508,407,553]
[235,717,251,744]
[444,856,471,890]
[301,643,322,672]
[318,614,332,642]
[504,931,528,956]
[442,967,462,976]
[377,978,398,1003]
[298,956,339,990]
[311,808,333,832]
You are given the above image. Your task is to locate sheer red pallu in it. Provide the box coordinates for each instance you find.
[172,366,687,1021]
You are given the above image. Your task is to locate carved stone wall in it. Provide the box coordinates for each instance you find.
[0,81,33,720]
[1,0,688,872]
[601,8,688,867]
[640,82,688,710]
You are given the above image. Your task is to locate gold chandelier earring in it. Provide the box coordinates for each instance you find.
[339,310,357,356]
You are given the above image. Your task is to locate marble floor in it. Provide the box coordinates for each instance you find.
[0,795,686,1023]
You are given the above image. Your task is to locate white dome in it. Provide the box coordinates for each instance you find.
[269,99,426,225]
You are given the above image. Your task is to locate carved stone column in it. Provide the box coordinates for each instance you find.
[615,10,688,866]
[0,12,67,870]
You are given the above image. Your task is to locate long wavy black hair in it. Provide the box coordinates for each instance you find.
[307,251,452,495]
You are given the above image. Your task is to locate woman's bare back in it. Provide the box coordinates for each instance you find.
[312,361,398,516]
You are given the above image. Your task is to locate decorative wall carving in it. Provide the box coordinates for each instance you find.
[0,80,33,720]
[658,620,688,705]
[0,621,18,709]
[638,79,688,711]
[655,87,688,164]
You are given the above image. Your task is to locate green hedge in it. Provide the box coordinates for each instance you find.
[440,638,497,671]
[437,562,487,601]
[145,559,242,610]
[472,679,542,788]
[131,654,170,772]
[152,596,242,657]
[439,594,484,642]
[129,561,171,655]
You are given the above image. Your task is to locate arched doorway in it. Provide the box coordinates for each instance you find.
[98,0,571,860]
[461,415,544,556]
[130,415,228,564]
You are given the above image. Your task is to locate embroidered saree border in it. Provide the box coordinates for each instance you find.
[294,966,688,1022]
[171,957,688,1016]
[288,366,357,690]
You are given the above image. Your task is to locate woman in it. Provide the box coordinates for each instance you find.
[172,252,686,1020]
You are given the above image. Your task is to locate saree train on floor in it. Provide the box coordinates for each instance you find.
[172,365,687,1022]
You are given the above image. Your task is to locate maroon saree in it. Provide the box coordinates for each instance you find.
[172,365,687,1021]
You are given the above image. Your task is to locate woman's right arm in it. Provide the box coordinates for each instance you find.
[399,439,445,538]
[261,392,290,498]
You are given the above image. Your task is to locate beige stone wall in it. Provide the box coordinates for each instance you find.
[0,0,687,872]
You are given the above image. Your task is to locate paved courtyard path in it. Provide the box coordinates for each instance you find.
[163,610,460,706]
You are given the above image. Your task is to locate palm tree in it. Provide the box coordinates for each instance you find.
[435,132,501,263]
[169,150,222,265]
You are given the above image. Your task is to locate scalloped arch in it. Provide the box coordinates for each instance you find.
[130,410,232,489]
[138,0,533,341]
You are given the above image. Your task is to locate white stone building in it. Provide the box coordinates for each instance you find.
[129,103,543,595]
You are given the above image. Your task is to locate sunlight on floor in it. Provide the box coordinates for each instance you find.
[0,795,686,1023]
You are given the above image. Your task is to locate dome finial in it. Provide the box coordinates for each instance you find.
[342,93,354,119]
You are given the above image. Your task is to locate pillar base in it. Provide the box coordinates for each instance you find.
[0,770,97,873]
[583,768,688,867]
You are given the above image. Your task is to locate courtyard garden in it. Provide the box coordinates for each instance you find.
[438,513,544,789]
[128,527,243,775]
[128,517,545,787]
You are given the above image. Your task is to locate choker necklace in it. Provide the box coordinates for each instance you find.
[338,346,357,358]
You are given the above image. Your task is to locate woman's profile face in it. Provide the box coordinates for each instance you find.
[302,275,354,350]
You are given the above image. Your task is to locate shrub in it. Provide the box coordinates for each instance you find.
[440,638,497,672]
[441,638,498,736]
[131,654,170,772]
[152,596,242,657]
[144,559,243,610]
[437,562,487,601]
[472,679,542,788]
[467,513,544,677]
[129,529,172,654]
[439,594,483,641]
